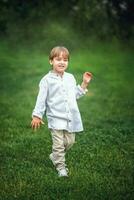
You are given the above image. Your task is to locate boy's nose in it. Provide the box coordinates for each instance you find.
[60,61,64,65]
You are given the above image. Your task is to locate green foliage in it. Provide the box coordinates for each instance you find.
[0,0,134,39]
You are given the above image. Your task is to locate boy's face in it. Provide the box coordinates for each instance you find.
[49,52,68,75]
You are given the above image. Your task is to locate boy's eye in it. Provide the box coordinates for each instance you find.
[55,58,68,61]
[56,58,60,61]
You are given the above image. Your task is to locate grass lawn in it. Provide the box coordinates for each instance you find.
[0,39,134,200]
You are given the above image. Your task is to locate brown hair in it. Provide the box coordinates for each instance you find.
[49,46,69,61]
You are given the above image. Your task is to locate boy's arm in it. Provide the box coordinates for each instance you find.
[81,72,92,90]
[75,72,92,99]
[31,78,48,130]
[31,116,44,130]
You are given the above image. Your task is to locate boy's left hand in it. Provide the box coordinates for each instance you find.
[83,72,92,84]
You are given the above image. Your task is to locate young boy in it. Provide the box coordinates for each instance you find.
[31,46,92,177]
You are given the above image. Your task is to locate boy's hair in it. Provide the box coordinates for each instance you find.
[49,46,69,60]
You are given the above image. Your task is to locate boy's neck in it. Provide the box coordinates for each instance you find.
[52,70,64,77]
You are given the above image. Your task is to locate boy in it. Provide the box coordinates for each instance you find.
[31,46,92,177]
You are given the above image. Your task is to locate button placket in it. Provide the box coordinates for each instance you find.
[61,81,71,121]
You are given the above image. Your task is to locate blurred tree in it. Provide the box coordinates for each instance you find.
[71,0,134,39]
[0,0,133,39]
[108,0,134,38]
[72,0,112,38]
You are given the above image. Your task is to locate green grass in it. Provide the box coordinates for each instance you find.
[0,37,134,200]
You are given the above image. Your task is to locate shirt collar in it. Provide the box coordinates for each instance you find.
[48,70,66,79]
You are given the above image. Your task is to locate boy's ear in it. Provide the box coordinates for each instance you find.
[49,60,52,65]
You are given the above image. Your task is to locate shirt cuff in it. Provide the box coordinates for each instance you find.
[77,85,88,94]
[32,112,43,119]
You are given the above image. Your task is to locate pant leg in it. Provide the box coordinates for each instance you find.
[63,130,75,152]
[50,129,66,170]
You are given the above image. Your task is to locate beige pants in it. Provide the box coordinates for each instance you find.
[50,129,75,170]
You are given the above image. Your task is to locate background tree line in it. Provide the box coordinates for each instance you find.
[0,0,133,40]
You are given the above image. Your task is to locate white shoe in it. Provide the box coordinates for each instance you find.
[58,168,68,177]
[49,153,56,166]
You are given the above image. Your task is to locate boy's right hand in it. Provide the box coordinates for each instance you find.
[31,116,44,131]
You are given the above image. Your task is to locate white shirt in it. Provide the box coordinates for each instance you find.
[32,71,87,133]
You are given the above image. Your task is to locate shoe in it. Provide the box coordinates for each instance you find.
[49,153,56,166]
[58,168,68,177]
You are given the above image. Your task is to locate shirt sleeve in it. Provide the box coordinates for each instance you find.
[76,85,88,99]
[72,75,88,99]
[32,78,48,119]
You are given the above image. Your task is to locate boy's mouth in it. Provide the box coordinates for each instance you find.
[59,65,65,68]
